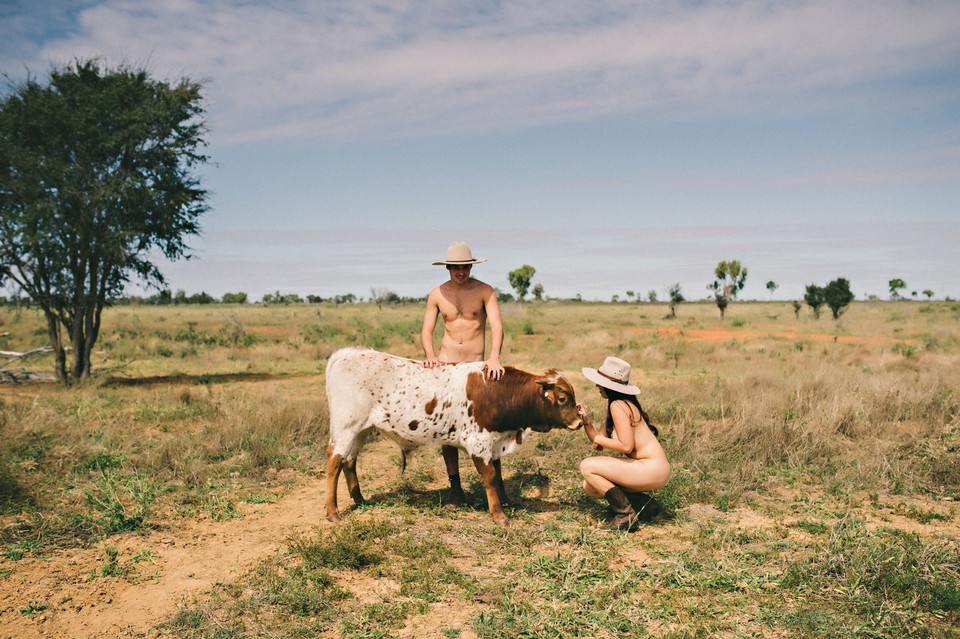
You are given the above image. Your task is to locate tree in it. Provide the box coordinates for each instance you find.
[532,283,544,302]
[766,280,778,298]
[222,292,248,304]
[370,287,399,310]
[923,289,935,300]
[0,59,209,383]
[823,278,854,319]
[507,264,536,301]
[888,278,906,300]
[667,283,684,318]
[708,260,748,319]
[804,284,825,319]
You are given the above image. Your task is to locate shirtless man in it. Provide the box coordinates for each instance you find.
[421,241,505,505]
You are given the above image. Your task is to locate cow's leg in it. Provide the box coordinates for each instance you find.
[343,455,364,504]
[493,458,508,506]
[442,445,466,506]
[325,444,344,522]
[471,455,508,527]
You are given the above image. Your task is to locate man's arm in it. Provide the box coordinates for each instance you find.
[483,286,504,379]
[421,289,442,367]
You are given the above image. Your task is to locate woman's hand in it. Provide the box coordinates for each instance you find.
[576,403,589,422]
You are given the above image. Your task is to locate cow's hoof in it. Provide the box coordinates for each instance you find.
[496,518,510,528]
[326,513,342,523]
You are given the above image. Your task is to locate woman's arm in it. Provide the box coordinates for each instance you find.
[590,401,636,454]
[576,403,604,450]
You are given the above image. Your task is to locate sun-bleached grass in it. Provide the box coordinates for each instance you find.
[1,299,958,637]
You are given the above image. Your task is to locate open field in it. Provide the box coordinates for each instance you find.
[1,300,958,638]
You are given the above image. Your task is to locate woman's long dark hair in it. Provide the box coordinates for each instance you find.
[604,388,659,438]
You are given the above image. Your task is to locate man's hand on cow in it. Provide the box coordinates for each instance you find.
[484,358,504,380]
[423,356,442,369]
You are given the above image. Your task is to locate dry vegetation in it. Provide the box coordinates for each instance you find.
[1,299,958,638]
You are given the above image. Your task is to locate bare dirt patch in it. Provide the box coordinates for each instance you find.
[1,476,325,639]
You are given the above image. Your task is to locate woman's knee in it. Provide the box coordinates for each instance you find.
[578,457,591,478]
[579,457,601,476]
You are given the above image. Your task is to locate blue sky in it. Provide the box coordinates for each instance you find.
[2,0,958,301]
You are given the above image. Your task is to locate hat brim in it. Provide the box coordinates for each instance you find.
[432,258,487,266]
[582,367,641,395]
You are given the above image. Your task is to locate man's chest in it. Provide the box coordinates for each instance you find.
[438,290,486,320]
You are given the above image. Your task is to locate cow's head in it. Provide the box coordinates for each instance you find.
[535,370,582,431]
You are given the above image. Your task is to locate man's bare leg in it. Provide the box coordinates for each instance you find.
[442,445,465,505]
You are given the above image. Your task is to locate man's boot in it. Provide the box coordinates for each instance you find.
[602,486,641,532]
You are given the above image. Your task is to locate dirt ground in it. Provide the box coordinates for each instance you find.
[0,472,324,638]
[2,431,957,639]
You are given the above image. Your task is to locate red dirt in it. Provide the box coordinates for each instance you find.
[636,326,908,346]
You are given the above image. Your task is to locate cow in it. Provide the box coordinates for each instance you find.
[324,347,582,526]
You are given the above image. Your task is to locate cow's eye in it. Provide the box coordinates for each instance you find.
[557,395,568,405]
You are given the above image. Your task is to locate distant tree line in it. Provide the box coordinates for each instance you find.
[94,289,427,306]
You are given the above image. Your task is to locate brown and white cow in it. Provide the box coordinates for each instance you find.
[324,347,581,526]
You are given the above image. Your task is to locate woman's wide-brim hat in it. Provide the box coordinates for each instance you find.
[432,241,487,266]
[582,356,641,395]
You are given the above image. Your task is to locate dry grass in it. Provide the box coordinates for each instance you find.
[1,299,958,637]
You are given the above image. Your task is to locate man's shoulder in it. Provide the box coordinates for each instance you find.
[467,278,495,294]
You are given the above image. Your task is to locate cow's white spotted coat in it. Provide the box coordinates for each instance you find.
[326,347,524,464]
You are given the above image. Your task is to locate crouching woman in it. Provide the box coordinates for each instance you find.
[577,356,670,532]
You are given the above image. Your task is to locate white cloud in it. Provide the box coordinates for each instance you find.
[7,0,959,145]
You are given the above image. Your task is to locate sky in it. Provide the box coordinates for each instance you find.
[1,0,958,302]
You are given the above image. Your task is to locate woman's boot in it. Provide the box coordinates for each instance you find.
[602,487,641,532]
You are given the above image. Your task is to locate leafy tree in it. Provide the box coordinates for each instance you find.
[792,300,802,318]
[708,260,748,319]
[647,290,658,303]
[667,283,684,318]
[532,283,544,302]
[804,284,825,319]
[507,264,536,301]
[766,280,778,298]
[0,59,208,382]
[823,278,854,319]
[187,291,216,304]
[888,278,907,300]
[221,292,248,304]
[923,289,935,300]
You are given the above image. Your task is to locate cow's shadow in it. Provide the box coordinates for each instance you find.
[347,470,669,524]
[352,469,563,517]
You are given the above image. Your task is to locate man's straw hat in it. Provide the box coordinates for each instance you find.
[432,241,487,266]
